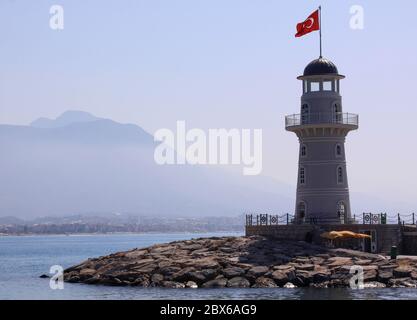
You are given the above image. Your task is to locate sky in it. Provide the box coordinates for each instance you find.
[1,0,417,207]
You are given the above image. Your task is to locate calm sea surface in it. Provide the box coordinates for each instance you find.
[1,232,416,300]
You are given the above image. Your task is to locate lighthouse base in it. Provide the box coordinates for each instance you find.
[245,223,417,256]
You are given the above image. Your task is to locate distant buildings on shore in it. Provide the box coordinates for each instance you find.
[0,215,244,235]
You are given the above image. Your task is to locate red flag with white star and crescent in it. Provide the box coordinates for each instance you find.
[295,9,320,37]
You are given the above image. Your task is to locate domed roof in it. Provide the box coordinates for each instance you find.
[303,57,339,76]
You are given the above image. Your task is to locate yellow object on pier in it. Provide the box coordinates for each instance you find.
[320,231,371,240]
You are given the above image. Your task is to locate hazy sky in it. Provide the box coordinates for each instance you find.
[1,0,417,206]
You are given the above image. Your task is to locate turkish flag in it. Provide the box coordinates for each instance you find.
[295,10,320,38]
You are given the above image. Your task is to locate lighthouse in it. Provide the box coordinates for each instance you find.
[285,57,358,224]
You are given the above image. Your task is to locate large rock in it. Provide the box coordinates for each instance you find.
[253,277,278,288]
[132,258,154,267]
[115,271,143,282]
[326,257,353,267]
[312,271,331,283]
[151,245,177,254]
[132,263,157,274]
[393,266,413,278]
[192,258,220,269]
[159,266,182,276]
[162,281,186,288]
[294,270,314,287]
[272,269,295,286]
[99,277,125,286]
[132,276,150,287]
[295,264,315,271]
[247,266,269,277]
[201,278,227,288]
[171,267,196,282]
[273,265,295,271]
[354,259,373,265]
[125,250,147,259]
[79,268,96,277]
[181,244,204,251]
[388,278,417,288]
[328,273,350,287]
[222,267,245,278]
[293,258,311,264]
[184,271,206,284]
[201,269,218,280]
[84,276,101,284]
[226,277,250,288]
[220,247,234,253]
[151,273,164,284]
[363,269,378,282]
[377,270,393,284]
[310,257,325,265]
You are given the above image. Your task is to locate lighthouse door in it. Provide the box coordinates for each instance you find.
[333,103,342,123]
[298,202,306,224]
[337,202,346,224]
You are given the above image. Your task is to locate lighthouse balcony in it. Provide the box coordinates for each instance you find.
[285,112,358,129]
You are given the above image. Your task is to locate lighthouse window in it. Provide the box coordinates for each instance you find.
[301,145,307,157]
[337,166,344,184]
[336,144,342,157]
[311,81,320,92]
[300,167,306,185]
[323,81,332,91]
[301,104,309,124]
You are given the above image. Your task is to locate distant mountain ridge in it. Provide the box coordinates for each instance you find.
[0,111,294,218]
[30,110,100,128]
[2,111,155,146]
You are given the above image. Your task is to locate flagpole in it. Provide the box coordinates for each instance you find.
[319,5,322,58]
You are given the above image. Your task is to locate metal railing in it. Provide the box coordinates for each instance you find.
[362,213,387,225]
[245,214,295,226]
[362,212,416,225]
[397,213,416,226]
[245,213,416,227]
[285,112,359,128]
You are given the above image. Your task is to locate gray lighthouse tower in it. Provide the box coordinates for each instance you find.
[285,57,358,224]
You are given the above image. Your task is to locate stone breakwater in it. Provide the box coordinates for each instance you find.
[63,236,417,288]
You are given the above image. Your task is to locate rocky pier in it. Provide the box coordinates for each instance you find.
[63,236,417,288]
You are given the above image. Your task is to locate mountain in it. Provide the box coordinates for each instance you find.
[30,110,100,128]
[0,111,294,218]
[0,216,25,225]
[23,111,154,145]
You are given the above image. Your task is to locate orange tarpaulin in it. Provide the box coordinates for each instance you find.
[320,231,372,240]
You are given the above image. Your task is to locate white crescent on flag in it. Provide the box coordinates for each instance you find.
[305,18,314,28]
